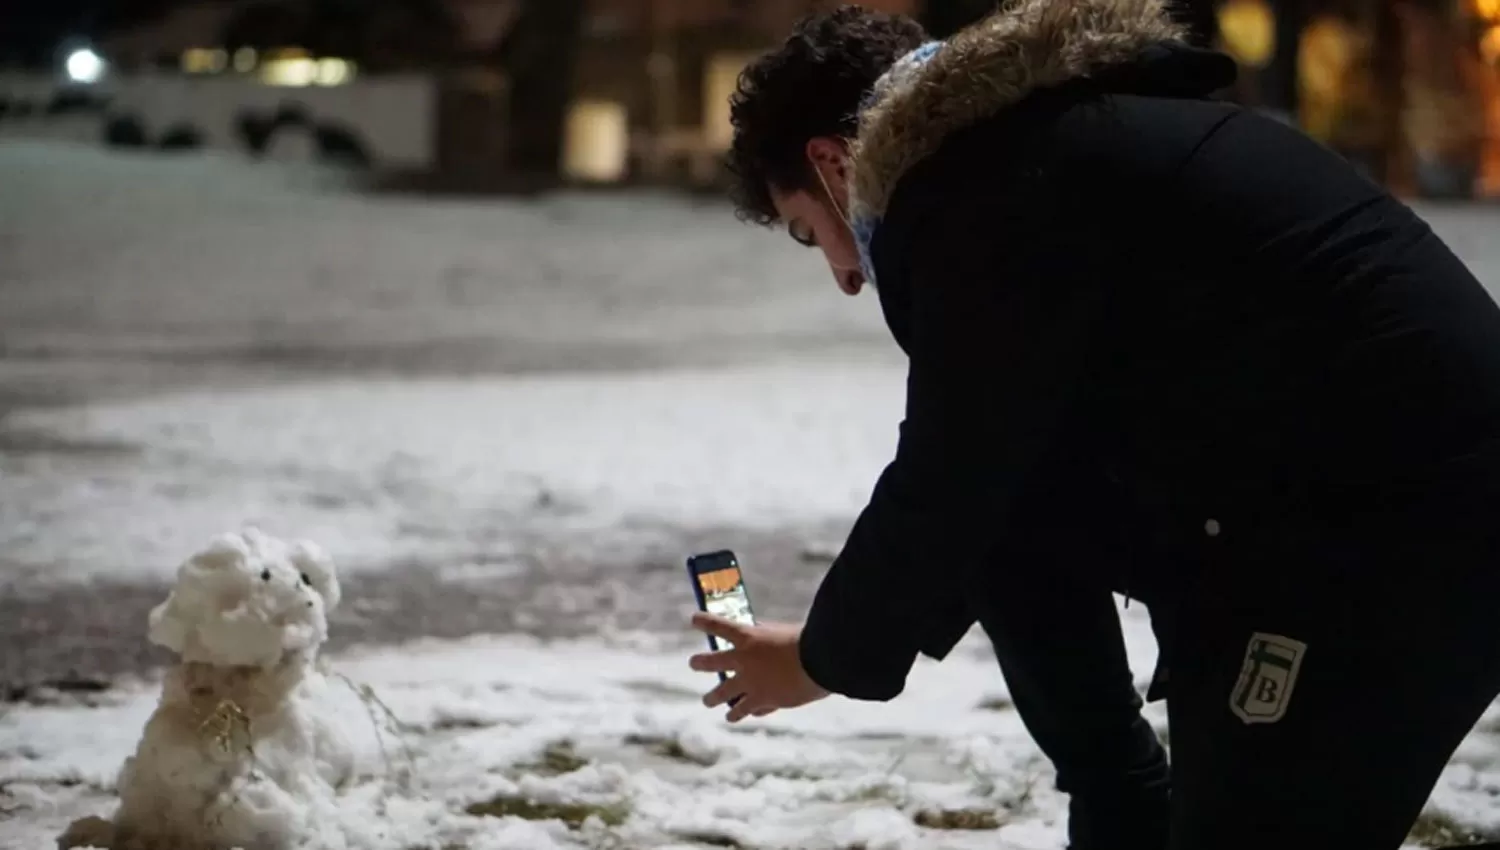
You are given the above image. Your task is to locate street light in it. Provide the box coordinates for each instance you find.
[65,48,106,84]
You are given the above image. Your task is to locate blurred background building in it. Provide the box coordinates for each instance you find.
[1211,0,1500,198]
[1,0,1497,199]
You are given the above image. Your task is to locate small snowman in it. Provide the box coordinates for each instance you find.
[61,528,355,850]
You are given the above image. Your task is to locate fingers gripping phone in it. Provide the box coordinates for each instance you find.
[687,549,758,687]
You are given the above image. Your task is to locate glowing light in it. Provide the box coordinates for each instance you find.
[1482,24,1500,63]
[564,99,628,183]
[233,47,257,72]
[1477,0,1500,22]
[314,58,356,86]
[1217,0,1276,69]
[259,52,355,87]
[705,52,758,149]
[65,48,105,84]
[1297,16,1356,103]
[261,57,317,87]
[182,48,228,74]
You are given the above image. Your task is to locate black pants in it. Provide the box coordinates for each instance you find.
[977,573,1171,850]
[976,463,1500,850]
[973,457,1173,850]
[1163,507,1500,849]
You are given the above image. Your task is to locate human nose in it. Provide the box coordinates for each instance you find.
[834,266,864,296]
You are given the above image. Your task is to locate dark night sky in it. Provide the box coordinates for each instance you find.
[2,0,181,60]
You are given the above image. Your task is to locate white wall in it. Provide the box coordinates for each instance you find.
[0,71,438,169]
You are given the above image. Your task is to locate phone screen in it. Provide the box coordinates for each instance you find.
[690,551,755,652]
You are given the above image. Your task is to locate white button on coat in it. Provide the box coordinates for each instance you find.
[1205,518,1222,537]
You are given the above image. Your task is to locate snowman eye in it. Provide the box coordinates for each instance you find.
[300,572,311,586]
[261,569,271,581]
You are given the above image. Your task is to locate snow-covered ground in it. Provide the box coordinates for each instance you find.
[0,139,906,681]
[4,140,1500,848]
[2,365,906,583]
[0,141,895,391]
[0,620,1133,850]
[6,620,1500,850]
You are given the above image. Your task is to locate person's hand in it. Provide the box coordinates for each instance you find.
[688,613,830,723]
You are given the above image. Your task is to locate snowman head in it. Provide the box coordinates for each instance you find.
[148,528,342,669]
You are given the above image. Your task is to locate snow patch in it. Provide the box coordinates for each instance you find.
[4,365,906,581]
[1,603,1491,849]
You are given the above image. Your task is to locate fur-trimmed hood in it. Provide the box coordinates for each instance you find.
[848,0,1189,222]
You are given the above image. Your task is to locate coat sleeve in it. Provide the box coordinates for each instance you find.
[797,204,1113,701]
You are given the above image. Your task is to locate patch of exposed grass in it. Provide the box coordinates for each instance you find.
[431,715,495,731]
[0,429,139,459]
[753,765,835,781]
[1406,810,1495,847]
[464,795,628,829]
[620,679,700,700]
[851,731,909,742]
[3,676,116,708]
[976,695,1014,712]
[913,807,1007,831]
[723,724,804,741]
[669,828,744,847]
[846,783,905,804]
[516,740,589,776]
[623,733,717,766]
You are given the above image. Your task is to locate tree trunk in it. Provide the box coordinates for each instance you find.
[1260,0,1304,120]
[1372,0,1406,189]
[496,0,587,181]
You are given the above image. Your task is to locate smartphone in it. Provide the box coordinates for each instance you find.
[686,549,757,685]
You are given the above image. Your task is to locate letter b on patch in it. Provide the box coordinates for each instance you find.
[1230,633,1307,725]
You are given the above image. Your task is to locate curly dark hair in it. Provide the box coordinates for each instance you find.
[725,6,929,226]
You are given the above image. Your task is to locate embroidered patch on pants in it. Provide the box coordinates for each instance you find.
[1230,633,1308,725]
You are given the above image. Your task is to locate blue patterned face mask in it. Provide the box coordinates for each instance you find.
[850,211,881,290]
[845,39,945,289]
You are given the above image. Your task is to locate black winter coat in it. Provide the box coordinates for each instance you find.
[798,14,1500,702]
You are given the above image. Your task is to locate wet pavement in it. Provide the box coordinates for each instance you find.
[0,143,902,691]
[3,142,1498,693]
[0,521,845,692]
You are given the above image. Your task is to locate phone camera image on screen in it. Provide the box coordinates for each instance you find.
[690,551,755,654]
[698,568,752,650]
[688,551,757,706]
